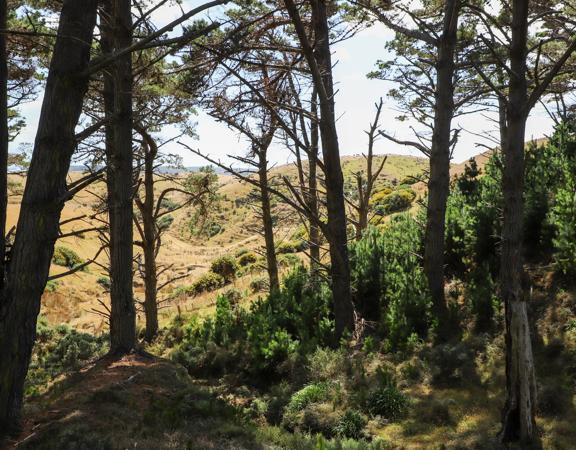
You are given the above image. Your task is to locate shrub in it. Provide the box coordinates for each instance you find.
[334,410,367,439]
[373,189,416,215]
[237,251,258,267]
[52,246,84,269]
[366,385,408,421]
[175,272,226,297]
[210,255,238,282]
[277,240,308,254]
[285,382,332,413]
[170,266,335,377]
[44,280,59,293]
[26,320,108,396]
[97,276,111,290]
[278,254,301,267]
[350,217,431,350]
[250,276,269,293]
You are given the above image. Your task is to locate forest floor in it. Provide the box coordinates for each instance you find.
[3,267,575,450]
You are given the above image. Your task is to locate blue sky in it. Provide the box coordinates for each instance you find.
[12,1,555,166]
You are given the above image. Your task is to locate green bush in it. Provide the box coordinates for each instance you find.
[334,410,367,439]
[175,272,226,297]
[210,255,238,282]
[250,276,269,293]
[52,246,85,270]
[171,266,335,377]
[373,189,416,215]
[286,382,332,413]
[350,217,431,349]
[277,240,308,254]
[366,385,408,421]
[97,276,111,290]
[237,251,258,267]
[26,317,108,396]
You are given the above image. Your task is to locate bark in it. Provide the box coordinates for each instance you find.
[0,0,97,432]
[309,0,354,337]
[423,0,459,341]
[257,141,280,293]
[499,0,538,444]
[141,134,158,341]
[105,0,136,354]
[308,91,321,277]
[0,0,7,288]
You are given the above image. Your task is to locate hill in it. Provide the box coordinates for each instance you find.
[19,153,439,334]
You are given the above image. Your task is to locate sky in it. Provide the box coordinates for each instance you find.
[12,0,556,167]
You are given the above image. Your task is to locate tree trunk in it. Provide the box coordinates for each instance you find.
[258,149,280,293]
[499,0,538,445]
[0,0,8,288]
[142,137,158,341]
[308,91,321,277]
[310,0,354,337]
[105,0,136,354]
[0,0,97,432]
[423,0,459,341]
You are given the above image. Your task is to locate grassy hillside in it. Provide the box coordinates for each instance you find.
[19,153,435,333]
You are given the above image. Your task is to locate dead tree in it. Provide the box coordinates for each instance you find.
[347,98,386,241]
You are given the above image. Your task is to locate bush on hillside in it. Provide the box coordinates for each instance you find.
[210,255,238,283]
[373,189,416,215]
[53,246,85,270]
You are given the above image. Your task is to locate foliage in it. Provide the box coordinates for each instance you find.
[277,240,309,254]
[286,382,332,414]
[52,246,85,270]
[548,121,576,277]
[210,255,239,282]
[175,272,226,297]
[350,217,431,350]
[334,410,367,439]
[237,251,258,267]
[170,266,335,377]
[26,317,108,396]
[372,189,416,215]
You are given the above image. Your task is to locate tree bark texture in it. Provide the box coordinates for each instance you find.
[0,0,97,432]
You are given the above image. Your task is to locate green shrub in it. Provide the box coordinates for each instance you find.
[170,266,335,377]
[175,272,226,297]
[52,246,84,269]
[26,319,108,396]
[366,385,408,421]
[210,256,238,282]
[373,189,416,215]
[44,280,59,293]
[334,409,367,439]
[97,276,111,290]
[278,253,301,267]
[237,251,258,267]
[277,240,308,254]
[286,382,332,413]
[350,217,431,349]
[250,276,269,293]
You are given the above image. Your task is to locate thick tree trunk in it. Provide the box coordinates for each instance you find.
[258,149,280,293]
[0,0,97,432]
[0,0,8,287]
[499,0,538,445]
[424,0,459,342]
[105,0,136,354]
[310,0,354,337]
